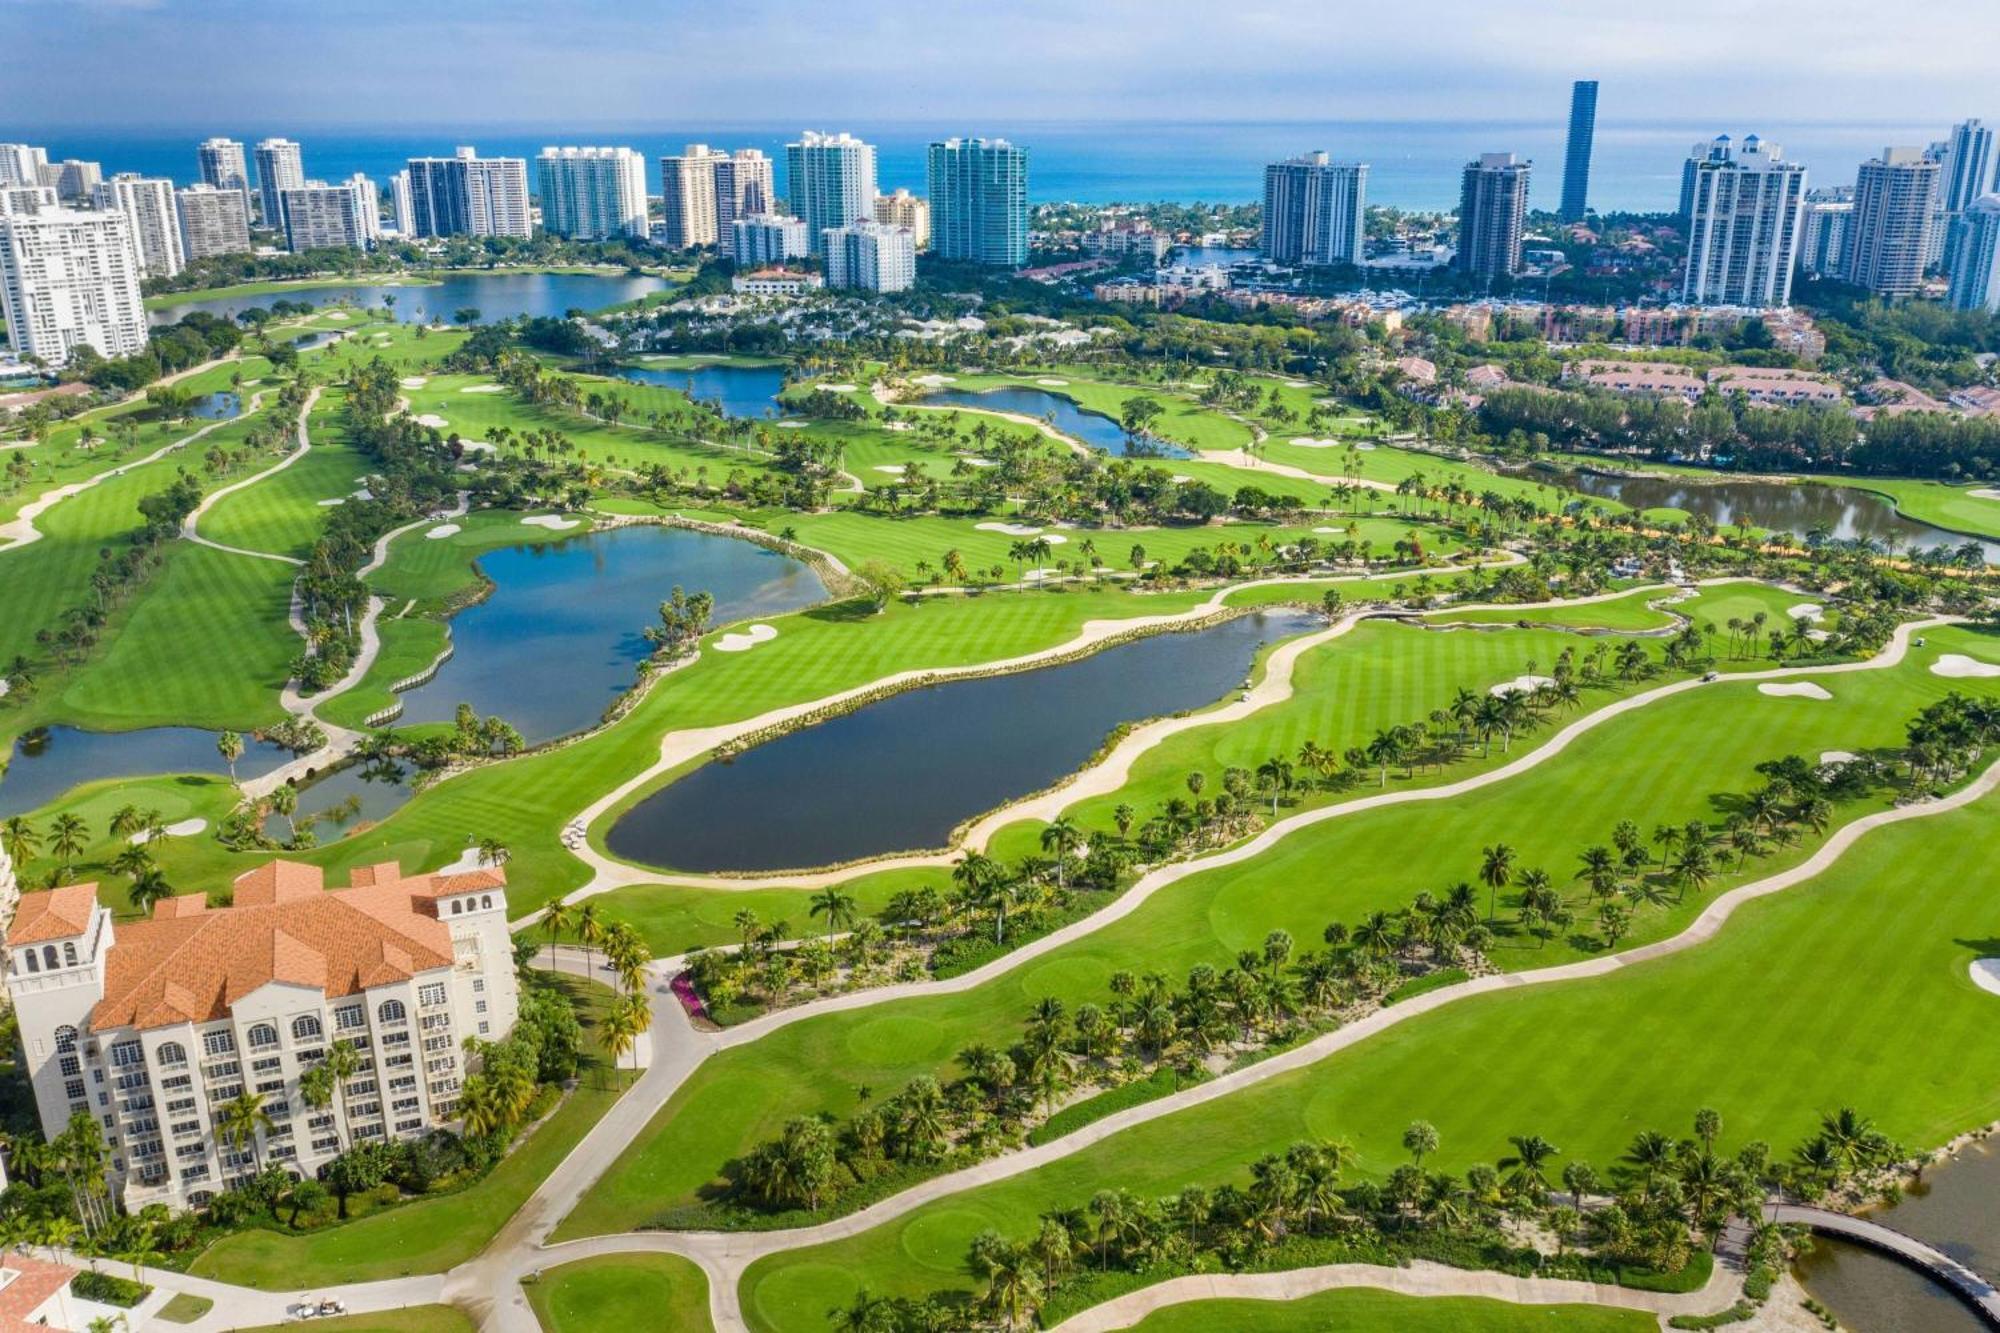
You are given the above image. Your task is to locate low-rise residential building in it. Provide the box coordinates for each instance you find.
[1704,365,1842,405]
[1080,217,1171,263]
[731,268,823,297]
[1564,359,1705,402]
[0,1249,89,1330]
[3,858,520,1212]
[1094,279,1166,305]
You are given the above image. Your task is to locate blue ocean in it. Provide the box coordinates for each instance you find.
[24,119,1950,213]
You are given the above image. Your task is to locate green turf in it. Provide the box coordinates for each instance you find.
[525,1252,712,1333]
[230,1308,475,1333]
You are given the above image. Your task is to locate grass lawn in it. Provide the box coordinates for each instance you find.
[558,623,1999,1239]
[1840,476,2000,542]
[733,775,2000,1330]
[199,390,371,559]
[524,1252,711,1333]
[1123,1287,1654,1333]
[154,1292,214,1323]
[187,975,628,1289]
[1427,580,1819,637]
[231,1308,475,1333]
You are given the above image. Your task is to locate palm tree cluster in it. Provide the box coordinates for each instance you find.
[537,901,654,1080]
[1904,692,2000,789]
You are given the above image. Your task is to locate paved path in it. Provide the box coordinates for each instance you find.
[181,387,319,566]
[1768,1202,2000,1326]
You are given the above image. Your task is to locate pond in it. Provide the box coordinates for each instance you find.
[0,726,290,818]
[149,271,671,327]
[1796,1135,2000,1333]
[191,391,242,420]
[393,524,826,746]
[263,757,414,844]
[1547,466,1999,563]
[917,386,1193,459]
[612,362,788,420]
[605,609,1317,872]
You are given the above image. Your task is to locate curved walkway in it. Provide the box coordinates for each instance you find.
[181,387,320,566]
[1768,1202,2000,1325]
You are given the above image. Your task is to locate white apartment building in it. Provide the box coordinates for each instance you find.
[343,173,381,244]
[660,144,729,249]
[403,149,531,240]
[281,184,367,253]
[0,208,148,367]
[93,174,186,280]
[0,186,57,217]
[874,188,931,250]
[732,268,824,297]
[1847,147,1941,298]
[196,137,251,212]
[3,860,521,1213]
[788,132,878,256]
[824,219,915,292]
[389,170,415,237]
[730,213,810,267]
[536,147,648,241]
[1261,152,1368,266]
[0,145,49,188]
[1948,196,2000,314]
[175,185,252,260]
[254,138,305,229]
[714,149,775,237]
[1680,135,1805,308]
[45,161,102,204]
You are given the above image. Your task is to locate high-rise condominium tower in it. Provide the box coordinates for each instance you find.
[926,137,1029,267]
[659,145,729,249]
[175,185,252,260]
[281,184,368,253]
[1680,135,1806,308]
[537,147,648,241]
[0,144,48,188]
[1560,80,1598,223]
[1941,120,1995,216]
[1261,152,1368,266]
[196,138,251,211]
[254,138,304,229]
[787,132,878,256]
[1455,153,1531,279]
[93,174,186,280]
[0,208,148,366]
[714,149,775,237]
[1846,147,1941,298]
[1798,189,1854,278]
[403,149,531,240]
[823,218,915,291]
[1947,196,2000,314]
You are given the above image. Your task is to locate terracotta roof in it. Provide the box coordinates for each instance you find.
[83,859,505,1034]
[7,883,99,945]
[0,1250,76,1333]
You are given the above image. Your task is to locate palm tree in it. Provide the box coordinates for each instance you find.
[477,837,510,867]
[216,730,244,784]
[1478,843,1515,922]
[1402,1120,1440,1168]
[267,783,298,842]
[541,900,574,964]
[1499,1133,1560,1201]
[1,816,39,868]
[808,886,857,937]
[575,902,604,977]
[1039,817,1083,888]
[213,1090,274,1171]
[608,991,651,1075]
[48,813,88,871]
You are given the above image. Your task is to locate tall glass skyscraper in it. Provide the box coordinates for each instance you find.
[786,132,877,257]
[925,137,1029,267]
[1559,80,1598,223]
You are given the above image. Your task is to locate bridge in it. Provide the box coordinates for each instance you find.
[1768,1202,2000,1327]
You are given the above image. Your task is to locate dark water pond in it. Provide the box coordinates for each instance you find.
[918,386,1193,459]
[192,391,242,419]
[606,610,1316,872]
[150,272,668,327]
[612,363,787,419]
[0,726,289,817]
[394,524,825,745]
[262,758,414,843]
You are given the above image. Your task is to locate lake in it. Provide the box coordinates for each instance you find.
[605,610,1316,872]
[192,391,242,419]
[917,386,1193,459]
[392,523,826,745]
[151,271,669,327]
[612,362,787,419]
[0,726,290,818]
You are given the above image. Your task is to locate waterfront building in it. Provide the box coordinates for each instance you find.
[46,160,102,204]
[1678,136,1737,220]
[281,183,367,253]
[927,137,1028,266]
[1947,195,2000,313]
[787,132,878,256]
[0,208,148,366]
[389,171,415,237]
[1799,189,1854,278]
[0,186,57,216]
[823,219,915,292]
[254,138,304,229]
[1846,147,1941,298]
[3,860,520,1212]
[92,174,186,280]
[1261,151,1367,266]
[1081,217,1170,262]
[196,137,251,212]
[0,144,48,188]
[1679,135,1805,308]
[659,144,729,249]
[730,213,810,267]
[874,188,930,250]
[536,147,648,241]
[403,149,530,240]
[1560,79,1599,222]
[343,173,381,244]
[174,184,252,260]
[1455,152,1531,280]
[714,149,775,237]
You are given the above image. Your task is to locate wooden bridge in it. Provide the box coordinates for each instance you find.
[1769,1202,2000,1327]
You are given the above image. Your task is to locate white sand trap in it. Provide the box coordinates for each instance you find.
[460,384,504,394]
[0,679,9,699]
[961,458,995,468]
[1039,533,1069,545]
[1489,674,1555,697]
[425,523,462,539]
[316,497,345,507]
[1312,526,1347,534]
[1284,379,1310,387]
[325,311,350,321]
[1022,568,1062,582]
[713,623,779,652]
[818,383,857,392]
[1972,959,2000,997]
[132,818,206,845]
[1172,474,1193,483]
[1290,437,1342,448]
[351,487,374,500]
[1967,488,2000,501]
[1759,682,1832,699]
[775,420,808,429]
[400,376,427,389]
[240,378,263,387]
[884,421,912,431]
[522,514,580,531]
[413,414,450,429]
[1806,628,1831,643]
[1036,378,1070,387]
[1788,603,1825,622]
[873,465,912,475]
[1933,653,2000,679]
[911,374,957,387]
[1819,750,1858,765]
[458,441,496,454]
[975,521,1044,537]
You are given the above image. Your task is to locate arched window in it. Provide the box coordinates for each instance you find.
[21,951,38,974]
[480,895,492,910]
[246,1023,279,1050]
[61,943,76,967]
[377,999,406,1025]
[291,1015,322,1042]
[41,946,57,971]
[53,1025,77,1054]
[156,1041,188,1067]
[450,899,461,915]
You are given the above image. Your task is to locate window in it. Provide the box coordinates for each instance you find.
[63,1080,85,1101]
[480,895,492,910]
[21,951,37,974]
[58,1055,80,1078]
[110,1040,145,1068]
[54,1025,78,1054]
[201,1030,235,1057]
[251,1057,282,1074]
[156,1041,188,1067]
[377,1000,406,1025]
[246,1023,279,1051]
[41,946,57,971]
[449,899,461,916]
[62,942,77,967]
[472,978,484,993]
[160,1075,192,1094]
[334,1005,365,1030]
[291,1015,322,1042]
[172,1120,201,1138]
[418,982,447,1008]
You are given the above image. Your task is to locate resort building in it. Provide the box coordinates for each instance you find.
[823,218,915,292]
[873,188,930,250]
[1679,135,1806,308]
[732,268,824,297]
[280,183,368,253]
[536,147,648,241]
[659,144,729,249]
[3,859,520,1213]
[253,138,304,229]
[92,174,186,280]
[1559,80,1599,222]
[1846,147,1941,298]
[174,184,252,260]
[787,132,878,257]
[714,149,775,238]
[1081,217,1170,263]
[927,137,1028,267]
[1455,153,1531,279]
[196,137,251,212]
[403,149,532,240]
[1948,195,2000,314]
[1261,152,1367,266]
[0,208,148,367]
[730,213,810,267]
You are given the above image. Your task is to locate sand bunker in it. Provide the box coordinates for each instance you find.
[521,514,580,530]
[400,376,427,389]
[132,818,206,845]
[1820,751,1859,765]
[873,465,912,475]
[713,623,778,652]
[1759,682,1832,699]
[413,414,449,429]
[325,311,350,321]
[910,374,957,387]
[775,420,808,429]
[461,384,504,394]
[1284,379,1310,387]
[1933,653,2000,679]
[818,383,857,392]
[884,421,912,431]
[1967,488,2000,501]
[425,524,461,539]
[351,487,374,501]
[1489,674,1555,697]
[1788,603,1825,622]
[961,458,995,467]
[1971,959,2000,997]
[1036,378,1070,387]
[316,497,345,507]
[975,521,1044,537]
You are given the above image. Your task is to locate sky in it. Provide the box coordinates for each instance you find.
[6,0,2000,129]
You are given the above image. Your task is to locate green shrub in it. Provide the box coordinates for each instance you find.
[73,1270,151,1307]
